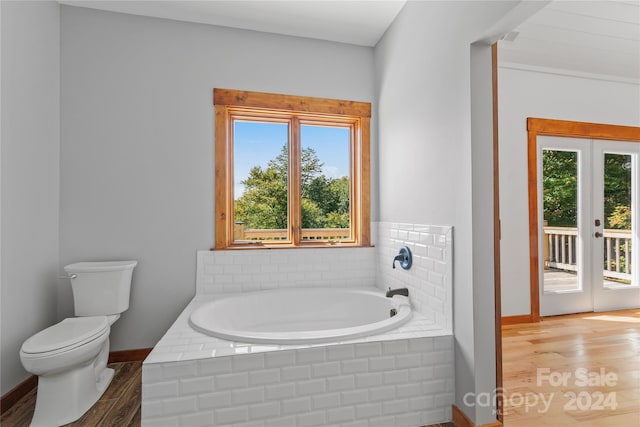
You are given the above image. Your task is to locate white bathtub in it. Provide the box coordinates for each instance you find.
[189,287,412,344]
[144,291,453,426]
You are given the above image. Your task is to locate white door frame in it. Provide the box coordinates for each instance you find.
[537,137,640,316]
[537,136,593,316]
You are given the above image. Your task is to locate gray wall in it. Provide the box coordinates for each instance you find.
[374,1,516,424]
[59,6,376,351]
[1,1,60,395]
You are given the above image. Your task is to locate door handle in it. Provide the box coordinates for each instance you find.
[594,231,603,238]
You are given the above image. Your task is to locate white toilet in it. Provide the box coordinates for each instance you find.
[20,260,137,427]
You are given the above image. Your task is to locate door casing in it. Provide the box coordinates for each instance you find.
[527,118,640,321]
[536,137,640,316]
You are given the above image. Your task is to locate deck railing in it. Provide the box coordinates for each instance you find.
[544,225,632,281]
[544,226,579,272]
[234,222,350,241]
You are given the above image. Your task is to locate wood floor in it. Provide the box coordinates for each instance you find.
[4,310,638,427]
[0,358,453,427]
[1,361,141,427]
[502,309,640,427]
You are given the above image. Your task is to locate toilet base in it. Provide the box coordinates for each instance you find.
[30,363,114,427]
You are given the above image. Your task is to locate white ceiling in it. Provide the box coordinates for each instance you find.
[499,0,640,81]
[58,0,407,47]
[60,0,640,80]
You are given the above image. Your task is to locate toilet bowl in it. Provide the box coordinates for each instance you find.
[20,260,136,426]
[20,316,112,427]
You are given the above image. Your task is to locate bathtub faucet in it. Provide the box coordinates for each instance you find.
[392,246,412,270]
[386,287,409,298]
[392,254,405,268]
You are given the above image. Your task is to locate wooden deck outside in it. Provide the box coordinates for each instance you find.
[234,223,350,241]
[544,269,630,293]
[544,227,633,284]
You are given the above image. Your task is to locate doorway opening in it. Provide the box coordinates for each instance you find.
[527,119,640,319]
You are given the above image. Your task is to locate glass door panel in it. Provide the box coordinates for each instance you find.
[538,137,592,316]
[592,140,640,312]
[542,149,581,292]
[538,137,640,316]
[602,152,632,286]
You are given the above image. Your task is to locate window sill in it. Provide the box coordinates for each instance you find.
[211,244,375,251]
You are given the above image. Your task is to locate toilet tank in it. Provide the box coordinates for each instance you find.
[64,261,137,317]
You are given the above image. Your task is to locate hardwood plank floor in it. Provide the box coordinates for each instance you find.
[1,362,141,427]
[1,358,453,426]
[4,309,637,427]
[502,309,640,427]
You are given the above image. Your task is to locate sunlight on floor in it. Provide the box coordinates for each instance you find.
[583,315,640,323]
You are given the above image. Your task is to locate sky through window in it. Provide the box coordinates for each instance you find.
[233,121,350,198]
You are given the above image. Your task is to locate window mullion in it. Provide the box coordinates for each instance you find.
[290,117,301,245]
[349,122,358,244]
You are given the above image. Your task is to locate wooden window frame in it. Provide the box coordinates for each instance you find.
[213,88,371,250]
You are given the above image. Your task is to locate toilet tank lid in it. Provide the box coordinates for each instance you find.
[21,316,109,355]
[64,260,137,273]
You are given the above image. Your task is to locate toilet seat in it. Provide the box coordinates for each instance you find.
[21,316,109,357]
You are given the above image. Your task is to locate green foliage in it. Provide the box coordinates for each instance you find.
[603,154,632,229]
[304,176,350,217]
[543,150,578,227]
[234,144,350,232]
[234,166,287,229]
[324,211,350,228]
[543,150,631,229]
[301,199,324,228]
[607,205,631,230]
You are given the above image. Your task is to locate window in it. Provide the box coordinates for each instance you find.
[214,89,371,249]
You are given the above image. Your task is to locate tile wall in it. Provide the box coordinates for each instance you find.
[375,223,453,332]
[143,336,454,426]
[143,222,455,426]
[196,247,376,294]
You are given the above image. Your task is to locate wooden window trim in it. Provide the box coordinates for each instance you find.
[526,118,640,322]
[214,88,371,117]
[214,89,371,250]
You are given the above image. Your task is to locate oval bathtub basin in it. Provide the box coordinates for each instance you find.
[189,288,412,344]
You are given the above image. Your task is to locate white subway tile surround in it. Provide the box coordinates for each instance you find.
[376,223,453,332]
[196,247,377,294]
[143,223,454,426]
[143,297,452,426]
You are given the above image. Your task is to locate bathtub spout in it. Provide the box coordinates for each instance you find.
[386,287,409,298]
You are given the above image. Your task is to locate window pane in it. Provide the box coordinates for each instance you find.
[542,149,581,292]
[233,120,289,242]
[603,152,632,286]
[300,124,351,242]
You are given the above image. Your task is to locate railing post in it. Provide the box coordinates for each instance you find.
[234,221,245,241]
[543,221,550,270]
[625,239,630,274]
[615,238,621,272]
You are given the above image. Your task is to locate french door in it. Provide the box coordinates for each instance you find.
[538,136,640,316]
